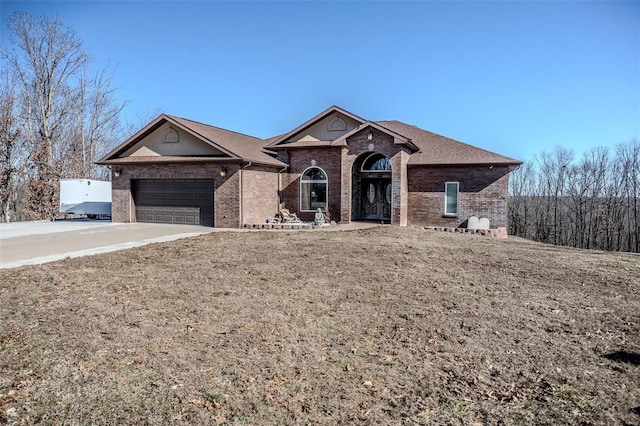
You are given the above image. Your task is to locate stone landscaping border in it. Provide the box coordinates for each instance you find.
[242,223,508,237]
[424,226,508,238]
[243,223,321,230]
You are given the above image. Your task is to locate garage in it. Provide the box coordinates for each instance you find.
[132,179,214,227]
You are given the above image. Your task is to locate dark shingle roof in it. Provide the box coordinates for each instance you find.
[98,114,285,168]
[168,115,284,167]
[98,107,520,169]
[377,120,522,166]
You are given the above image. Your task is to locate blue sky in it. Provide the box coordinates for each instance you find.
[1,1,638,162]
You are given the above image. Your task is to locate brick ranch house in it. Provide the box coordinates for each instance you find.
[97,105,522,229]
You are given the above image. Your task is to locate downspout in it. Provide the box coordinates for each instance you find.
[239,162,252,228]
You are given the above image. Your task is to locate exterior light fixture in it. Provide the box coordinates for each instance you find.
[114,167,122,177]
[367,130,373,141]
[219,167,227,178]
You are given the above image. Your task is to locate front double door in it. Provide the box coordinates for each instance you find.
[362,177,391,222]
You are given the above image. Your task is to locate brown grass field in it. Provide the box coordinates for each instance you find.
[1,226,639,425]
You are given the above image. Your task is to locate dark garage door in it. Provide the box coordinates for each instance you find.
[132,179,214,227]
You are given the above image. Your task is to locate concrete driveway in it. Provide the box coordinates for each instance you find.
[0,219,216,269]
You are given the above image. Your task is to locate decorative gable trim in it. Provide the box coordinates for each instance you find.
[332,122,420,151]
[267,105,366,147]
[98,114,239,163]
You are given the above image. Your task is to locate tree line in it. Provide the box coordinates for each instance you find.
[2,13,638,256]
[1,12,127,222]
[509,139,640,253]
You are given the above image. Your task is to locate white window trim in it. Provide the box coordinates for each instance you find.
[300,166,328,212]
[444,181,459,217]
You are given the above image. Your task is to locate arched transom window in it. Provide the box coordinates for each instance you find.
[361,153,392,172]
[300,167,327,211]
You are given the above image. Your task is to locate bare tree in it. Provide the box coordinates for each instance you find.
[3,11,126,219]
[510,140,639,253]
[508,162,535,237]
[527,147,574,245]
[616,138,639,252]
[565,147,609,249]
[0,68,26,222]
[63,64,127,179]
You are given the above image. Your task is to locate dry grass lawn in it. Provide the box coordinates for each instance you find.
[1,226,639,425]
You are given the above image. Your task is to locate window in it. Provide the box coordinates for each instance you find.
[361,153,392,172]
[445,182,459,216]
[300,167,327,211]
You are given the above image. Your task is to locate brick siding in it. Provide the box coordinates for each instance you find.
[111,138,512,230]
[241,165,280,224]
[342,128,410,224]
[277,148,343,222]
[278,128,412,225]
[110,163,241,228]
[407,165,510,228]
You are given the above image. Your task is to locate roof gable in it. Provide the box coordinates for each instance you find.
[98,114,285,167]
[268,106,366,147]
[120,121,225,158]
[264,106,519,165]
[97,107,521,169]
[332,121,419,151]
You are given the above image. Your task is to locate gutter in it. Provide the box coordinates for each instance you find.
[96,157,284,166]
[406,161,522,168]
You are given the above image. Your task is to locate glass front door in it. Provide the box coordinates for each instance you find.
[362,178,391,221]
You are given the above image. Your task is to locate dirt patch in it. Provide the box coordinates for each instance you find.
[1,226,639,425]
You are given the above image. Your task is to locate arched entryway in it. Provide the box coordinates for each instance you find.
[351,152,392,222]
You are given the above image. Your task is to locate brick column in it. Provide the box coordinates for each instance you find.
[340,147,352,223]
[391,150,410,226]
[111,171,133,223]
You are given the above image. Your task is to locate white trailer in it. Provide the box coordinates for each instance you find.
[59,179,112,218]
